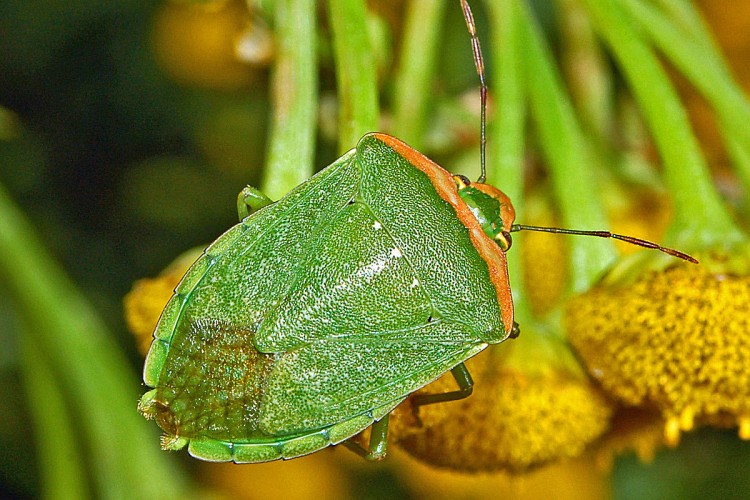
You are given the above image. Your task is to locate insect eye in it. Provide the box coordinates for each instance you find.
[453,174,471,190]
[495,230,512,251]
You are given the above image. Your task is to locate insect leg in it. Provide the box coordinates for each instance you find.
[411,362,474,406]
[237,186,274,220]
[342,414,390,461]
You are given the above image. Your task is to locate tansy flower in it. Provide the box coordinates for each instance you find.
[567,251,750,446]
[391,320,613,473]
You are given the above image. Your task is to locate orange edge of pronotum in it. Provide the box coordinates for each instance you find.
[372,133,514,337]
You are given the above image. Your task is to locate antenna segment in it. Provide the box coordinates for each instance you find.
[460,0,488,184]
[511,224,699,263]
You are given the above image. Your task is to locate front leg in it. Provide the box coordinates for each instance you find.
[411,363,474,407]
[237,186,274,220]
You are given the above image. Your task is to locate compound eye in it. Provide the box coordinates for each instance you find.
[495,230,512,251]
[453,174,471,190]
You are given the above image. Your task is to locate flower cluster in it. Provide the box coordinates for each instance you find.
[566,258,750,445]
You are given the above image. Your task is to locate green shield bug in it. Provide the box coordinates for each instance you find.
[138,129,518,463]
[138,0,696,464]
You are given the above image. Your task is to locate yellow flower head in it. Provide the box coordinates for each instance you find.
[392,325,612,473]
[566,256,750,446]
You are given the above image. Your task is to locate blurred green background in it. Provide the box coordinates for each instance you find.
[1,0,750,499]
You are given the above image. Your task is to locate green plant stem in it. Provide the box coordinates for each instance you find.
[486,0,525,211]
[328,0,379,152]
[653,0,722,50]
[556,0,613,141]
[581,0,745,251]
[517,0,617,293]
[390,0,446,150]
[0,183,188,500]
[21,329,90,500]
[621,0,750,200]
[261,0,318,199]
[485,0,531,322]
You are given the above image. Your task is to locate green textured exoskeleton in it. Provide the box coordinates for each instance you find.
[138,133,518,463]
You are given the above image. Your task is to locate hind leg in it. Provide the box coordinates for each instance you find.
[342,414,390,461]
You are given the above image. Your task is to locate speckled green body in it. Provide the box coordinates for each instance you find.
[139,133,514,462]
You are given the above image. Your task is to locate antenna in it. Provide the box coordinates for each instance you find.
[459,2,697,265]
[460,0,487,184]
[511,224,699,263]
